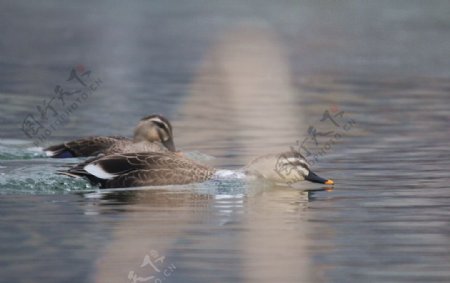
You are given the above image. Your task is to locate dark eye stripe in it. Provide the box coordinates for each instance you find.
[281,160,309,170]
[141,115,173,132]
[152,120,170,133]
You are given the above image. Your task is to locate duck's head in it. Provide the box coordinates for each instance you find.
[133,114,176,151]
[245,150,334,185]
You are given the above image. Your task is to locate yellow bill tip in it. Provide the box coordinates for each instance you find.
[325,179,334,185]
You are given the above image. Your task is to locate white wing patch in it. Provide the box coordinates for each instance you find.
[84,164,116,179]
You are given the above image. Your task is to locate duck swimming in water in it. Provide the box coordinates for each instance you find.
[62,150,334,188]
[44,115,176,158]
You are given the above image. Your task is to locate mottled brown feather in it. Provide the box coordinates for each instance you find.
[46,136,129,157]
[67,152,216,188]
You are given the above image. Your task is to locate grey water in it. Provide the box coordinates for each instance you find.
[1,1,450,282]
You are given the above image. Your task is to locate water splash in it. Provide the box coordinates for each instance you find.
[0,174,93,195]
[0,139,46,160]
[0,158,93,195]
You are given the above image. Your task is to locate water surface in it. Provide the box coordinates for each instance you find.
[1,1,450,283]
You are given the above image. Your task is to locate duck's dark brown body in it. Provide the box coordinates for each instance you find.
[65,152,216,188]
[45,114,175,158]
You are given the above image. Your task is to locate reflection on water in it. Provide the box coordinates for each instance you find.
[80,186,320,283]
[1,1,450,283]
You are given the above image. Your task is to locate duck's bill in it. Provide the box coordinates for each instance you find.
[163,139,176,152]
[305,171,334,185]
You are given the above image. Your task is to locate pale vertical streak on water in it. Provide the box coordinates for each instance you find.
[178,27,315,282]
[176,27,307,163]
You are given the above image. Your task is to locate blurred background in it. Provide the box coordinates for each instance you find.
[0,1,449,283]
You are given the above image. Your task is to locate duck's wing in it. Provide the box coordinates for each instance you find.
[67,152,215,188]
[45,136,130,158]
